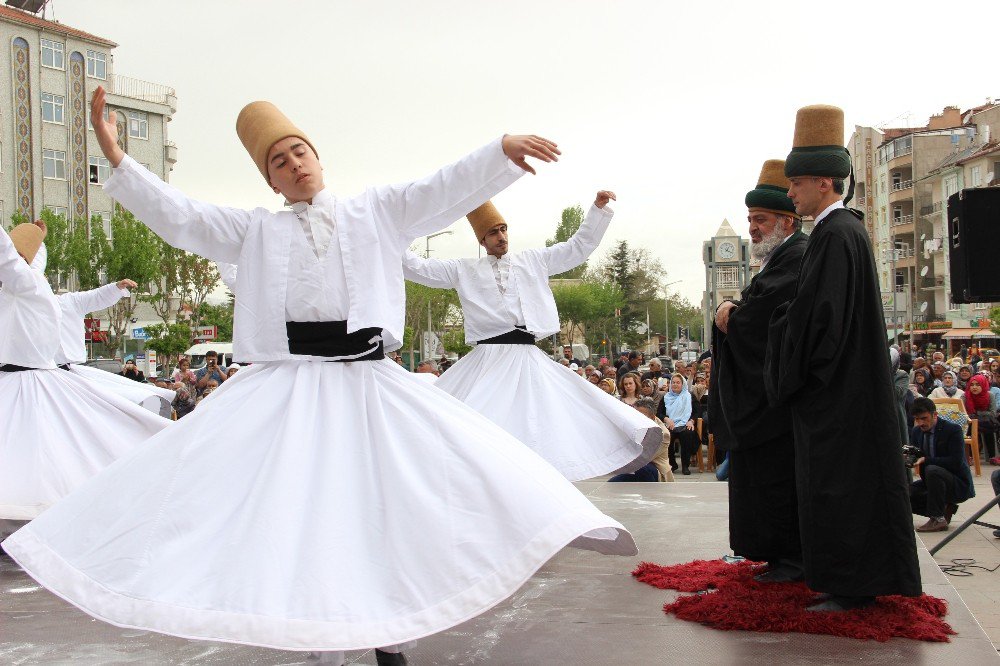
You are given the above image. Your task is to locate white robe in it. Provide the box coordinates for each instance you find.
[403,205,661,480]
[3,141,636,652]
[0,228,169,520]
[54,283,176,416]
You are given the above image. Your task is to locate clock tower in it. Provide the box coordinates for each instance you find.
[702,219,752,340]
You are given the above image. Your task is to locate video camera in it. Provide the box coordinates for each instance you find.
[902,444,922,469]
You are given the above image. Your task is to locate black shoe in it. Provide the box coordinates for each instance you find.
[682,467,691,475]
[806,595,875,612]
[376,650,408,666]
[945,504,958,524]
[669,461,679,471]
[753,563,804,584]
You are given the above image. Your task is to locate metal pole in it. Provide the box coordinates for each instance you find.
[662,280,682,360]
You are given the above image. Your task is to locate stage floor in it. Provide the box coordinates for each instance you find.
[2,482,997,664]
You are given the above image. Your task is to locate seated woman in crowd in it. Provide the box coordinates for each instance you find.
[171,357,197,395]
[957,365,974,391]
[966,374,999,465]
[598,378,617,396]
[608,397,674,482]
[587,370,603,387]
[639,378,663,411]
[658,373,699,475]
[618,372,641,406]
[929,371,964,400]
[912,368,933,397]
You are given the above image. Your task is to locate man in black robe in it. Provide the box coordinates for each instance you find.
[711,159,808,583]
[765,105,921,611]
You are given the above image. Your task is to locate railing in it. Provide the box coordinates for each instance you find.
[892,214,914,226]
[891,180,914,192]
[923,238,944,253]
[109,75,176,106]
[920,201,943,216]
[164,139,176,148]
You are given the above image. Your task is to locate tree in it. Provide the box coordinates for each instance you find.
[551,280,624,350]
[403,280,460,369]
[589,240,671,349]
[142,239,184,326]
[198,298,235,342]
[102,211,163,357]
[178,254,219,329]
[144,322,193,374]
[991,307,1000,338]
[441,327,472,357]
[545,205,587,279]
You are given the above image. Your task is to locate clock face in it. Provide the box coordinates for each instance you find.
[717,241,737,260]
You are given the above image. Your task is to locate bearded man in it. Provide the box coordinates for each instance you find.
[711,159,807,582]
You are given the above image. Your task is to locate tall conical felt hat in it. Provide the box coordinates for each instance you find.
[784,104,851,178]
[236,101,318,183]
[468,201,505,241]
[9,223,44,265]
[745,159,798,216]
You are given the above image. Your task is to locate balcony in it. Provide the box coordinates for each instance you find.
[920,201,943,217]
[164,140,177,166]
[108,75,177,115]
[889,182,914,205]
[888,149,914,169]
[891,219,915,237]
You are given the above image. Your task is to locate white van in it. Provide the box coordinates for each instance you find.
[183,342,235,370]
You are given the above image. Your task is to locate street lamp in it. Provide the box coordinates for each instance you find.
[663,279,682,360]
[424,230,453,362]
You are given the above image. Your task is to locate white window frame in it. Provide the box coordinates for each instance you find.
[126,110,148,140]
[86,50,107,79]
[40,38,64,70]
[43,149,67,180]
[95,210,112,240]
[970,165,982,188]
[87,105,111,132]
[88,156,111,184]
[45,205,69,219]
[41,92,65,124]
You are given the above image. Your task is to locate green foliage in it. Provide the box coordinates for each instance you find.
[545,205,587,279]
[551,280,624,350]
[403,279,461,368]
[144,322,193,373]
[198,299,234,342]
[589,240,670,348]
[991,307,1000,338]
[441,327,472,356]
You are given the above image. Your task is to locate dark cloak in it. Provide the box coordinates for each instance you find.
[764,207,921,598]
[710,230,807,562]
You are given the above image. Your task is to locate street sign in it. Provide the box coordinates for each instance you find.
[132,327,149,340]
[194,325,217,341]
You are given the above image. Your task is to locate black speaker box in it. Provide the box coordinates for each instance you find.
[948,187,1000,304]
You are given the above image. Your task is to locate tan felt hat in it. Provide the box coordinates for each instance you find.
[792,104,845,148]
[236,101,318,183]
[468,201,506,241]
[9,223,44,265]
[757,159,791,190]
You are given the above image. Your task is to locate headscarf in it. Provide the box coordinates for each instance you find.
[940,371,959,398]
[598,378,617,394]
[965,374,992,414]
[957,365,973,390]
[912,368,932,397]
[661,373,692,428]
[889,347,900,375]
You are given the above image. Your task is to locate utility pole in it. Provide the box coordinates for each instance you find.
[663,280,682,359]
[424,230,453,362]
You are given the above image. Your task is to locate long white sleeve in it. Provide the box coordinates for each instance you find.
[401,251,458,289]
[216,262,238,293]
[104,155,251,263]
[0,226,34,293]
[534,204,614,276]
[370,138,525,243]
[58,283,128,318]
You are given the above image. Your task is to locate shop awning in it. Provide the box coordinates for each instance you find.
[941,328,997,340]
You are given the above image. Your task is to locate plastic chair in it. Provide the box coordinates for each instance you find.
[931,397,980,477]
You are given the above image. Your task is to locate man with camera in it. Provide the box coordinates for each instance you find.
[195,350,227,396]
[908,397,975,533]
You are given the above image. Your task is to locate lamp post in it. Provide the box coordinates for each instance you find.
[424,230,453,362]
[662,280,682,360]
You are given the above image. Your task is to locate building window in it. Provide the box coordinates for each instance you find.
[41,92,65,124]
[970,165,982,188]
[41,38,64,69]
[45,205,69,219]
[86,50,107,79]
[944,175,959,198]
[43,149,67,180]
[716,266,740,289]
[88,156,111,184]
[127,111,148,139]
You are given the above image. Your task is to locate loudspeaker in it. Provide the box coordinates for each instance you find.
[948,187,1000,304]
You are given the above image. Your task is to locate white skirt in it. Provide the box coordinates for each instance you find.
[0,368,172,520]
[3,359,635,651]
[68,364,175,417]
[435,344,662,481]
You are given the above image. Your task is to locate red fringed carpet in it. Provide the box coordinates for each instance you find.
[632,559,956,643]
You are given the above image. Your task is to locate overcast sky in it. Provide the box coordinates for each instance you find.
[52,0,998,304]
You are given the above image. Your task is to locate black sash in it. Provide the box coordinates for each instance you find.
[0,364,36,372]
[476,327,536,345]
[286,321,385,361]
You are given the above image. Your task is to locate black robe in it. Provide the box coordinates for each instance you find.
[764,207,921,598]
[710,230,807,563]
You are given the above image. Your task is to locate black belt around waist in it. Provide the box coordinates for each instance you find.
[476,327,536,345]
[0,364,38,372]
[286,321,385,361]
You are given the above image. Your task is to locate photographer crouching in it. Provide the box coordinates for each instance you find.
[908,397,975,533]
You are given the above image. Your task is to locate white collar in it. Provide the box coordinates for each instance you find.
[813,199,844,226]
[487,253,509,265]
[288,188,333,214]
